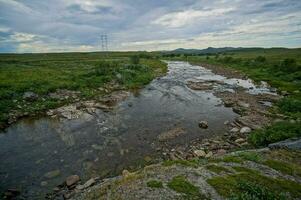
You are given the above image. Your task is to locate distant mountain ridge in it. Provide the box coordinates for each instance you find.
[169,47,247,54]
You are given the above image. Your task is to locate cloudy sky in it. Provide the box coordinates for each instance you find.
[0,0,300,52]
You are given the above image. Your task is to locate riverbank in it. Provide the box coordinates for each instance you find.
[61,61,300,200]
[0,53,167,130]
[1,59,300,199]
[66,147,301,200]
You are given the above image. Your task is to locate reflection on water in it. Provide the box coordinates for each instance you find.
[0,61,240,199]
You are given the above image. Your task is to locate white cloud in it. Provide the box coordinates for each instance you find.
[0,26,10,33]
[0,0,33,14]
[153,8,235,28]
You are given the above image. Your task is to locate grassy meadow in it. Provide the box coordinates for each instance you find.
[0,52,166,129]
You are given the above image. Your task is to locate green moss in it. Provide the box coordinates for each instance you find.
[263,159,301,177]
[232,166,260,174]
[167,176,206,199]
[221,155,244,163]
[147,180,163,188]
[206,165,231,174]
[229,181,287,200]
[162,159,200,168]
[236,151,262,162]
[207,167,301,198]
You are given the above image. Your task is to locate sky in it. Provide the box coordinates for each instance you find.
[0,0,300,53]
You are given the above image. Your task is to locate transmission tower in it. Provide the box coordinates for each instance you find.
[100,34,108,52]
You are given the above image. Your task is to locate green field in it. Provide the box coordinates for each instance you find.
[0,52,166,129]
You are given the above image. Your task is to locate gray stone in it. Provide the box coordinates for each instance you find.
[23,91,38,101]
[237,101,250,108]
[240,127,251,134]
[205,151,213,158]
[44,170,60,179]
[235,138,245,144]
[40,181,48,187]
[268,138,301,150]
[199,121,208,129]
[66,175,80,187]
[193,150,206,157]
[230,127,239,133]
[83,178,96,188]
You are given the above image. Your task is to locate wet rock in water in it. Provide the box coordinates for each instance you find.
[224,120,230,125]
[23,91,38,101]
[66,175,80,187]
[44,170,61,179]
[240,126,251,134]
[193,150,206,157]
[199,121,208,129]
[186,81,213,90]
[235,138,245,144]
[157,127,186,141]
[224,100,234,107]
[40,181,48,187]
[4,188,20,199]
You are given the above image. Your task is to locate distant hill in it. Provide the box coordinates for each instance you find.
[166,47,264,54]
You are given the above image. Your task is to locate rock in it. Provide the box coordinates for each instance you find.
[193,150,206,157]
[116,73,122,80]
[216,149,227,155]
[144,156,152,162]
[187,81,213,90]
[230,127,239,133]
[241,142,249,146]
[23,91,38,101]
[157,127,186,141]
[224,120,230,125]
[66,175,80,187]
[268,137,301,150]
[240,127,251,134]
[76,185,85,190]
[83,178,96,188]
[4,188,20,198]
[40,181,48,187]
[122,170,130,178]
[44,170,60,179]
[199,121,208,129]
[205,151,213,158]
[235,138,245,144]
[237,101,250,108]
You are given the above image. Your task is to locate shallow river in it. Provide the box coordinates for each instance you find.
[0,61,272,198]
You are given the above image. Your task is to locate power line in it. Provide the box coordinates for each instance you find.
[100,34,108,52]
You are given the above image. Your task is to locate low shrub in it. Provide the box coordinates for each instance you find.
[248,121,301,147]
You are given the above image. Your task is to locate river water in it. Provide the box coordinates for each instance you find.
[1,61,272,198]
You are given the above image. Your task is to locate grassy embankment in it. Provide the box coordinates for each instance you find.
[165,48,301,147]
[0,52,167,129]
